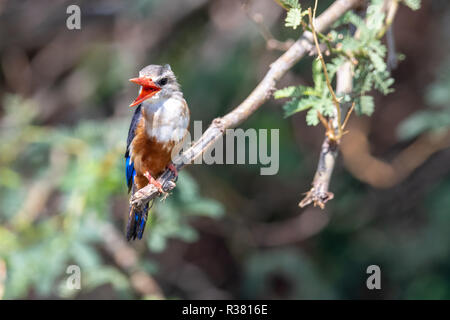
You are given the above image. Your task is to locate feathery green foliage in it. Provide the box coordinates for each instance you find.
[279,0,306,30]
[285,8,303,30]
[402,0,421,10]
[278,0,301,9]
[275,0,421,124]
[0,96,224,298]
[398,59,450,140]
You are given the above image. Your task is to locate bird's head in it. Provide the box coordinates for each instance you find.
[129,64,180,107]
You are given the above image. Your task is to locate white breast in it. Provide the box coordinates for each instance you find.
[143,97,189,144]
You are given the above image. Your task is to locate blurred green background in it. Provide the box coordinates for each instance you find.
[0,0,449,299]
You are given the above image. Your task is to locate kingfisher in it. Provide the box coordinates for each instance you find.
[125,64,190,240]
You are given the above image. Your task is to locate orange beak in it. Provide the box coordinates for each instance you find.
[129,77,161,107]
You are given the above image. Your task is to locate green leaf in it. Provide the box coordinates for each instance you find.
[368,50,386,72]
[274,86,301,99]
[398,110,450,140]
[279,0,401,125]
[369,39,387,57]
[338,11,366,31]
[312,59,325,92]
[283,96,316,117]
[356,67,374,94]
[373,71,394,95]
[326,56,346,80]
[285,8,302,30]
[279,0,300,9]
[306,108,320,126]
[275,85,319,100]
[358,95,375,116]
[426,82,450,107]
[340,37,361,53]
[425,62,450,106]
[402,0,421,10]
[366,0,385,34]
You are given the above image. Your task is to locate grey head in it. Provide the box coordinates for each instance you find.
[138,64,181,99]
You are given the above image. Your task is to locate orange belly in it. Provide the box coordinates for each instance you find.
[131,119,175,190]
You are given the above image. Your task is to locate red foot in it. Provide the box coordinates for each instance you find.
[143,171,164,194]
[167,163,178,178]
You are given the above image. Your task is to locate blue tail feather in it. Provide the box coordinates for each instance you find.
[126,202,150,241]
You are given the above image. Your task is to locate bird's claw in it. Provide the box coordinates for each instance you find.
[143,171,165,195]
[167,163,178,182]
[160,192,169,202]
[167,163,178,177]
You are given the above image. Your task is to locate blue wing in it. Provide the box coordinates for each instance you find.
[125,104,142,192]
[125,155,136,192]
[125,104,152,240]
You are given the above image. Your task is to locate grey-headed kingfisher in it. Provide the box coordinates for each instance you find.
[125,64,190,240]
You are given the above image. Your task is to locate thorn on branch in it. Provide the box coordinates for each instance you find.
[299,2,355,209]
[299,189,334,209]
[299,137,338,209]
[266,86,277,99]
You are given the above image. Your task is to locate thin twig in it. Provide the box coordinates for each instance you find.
[300,20,334,53]
[381,0,401,71]
[377,0,399,38]
[299,0,401,209]
[386,25,398,71]
[273,0,289,10]
[342,102,355,131]
[308,4,342,140]
[130,0,362,212]
[299,61,353,209]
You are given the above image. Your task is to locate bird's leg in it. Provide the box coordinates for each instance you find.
[167,163,179,183]
[143,171,165,194]
[167,163,178,178]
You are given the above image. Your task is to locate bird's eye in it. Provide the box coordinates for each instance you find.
[158,78,168,86]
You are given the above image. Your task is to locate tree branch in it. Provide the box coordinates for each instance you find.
[299,0,402,209]
[131,0,362,212]
[308,1,344,141]
[299,61,353,209]
[341,124,450,188]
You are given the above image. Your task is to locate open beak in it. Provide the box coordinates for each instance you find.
[129,77,161,107]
